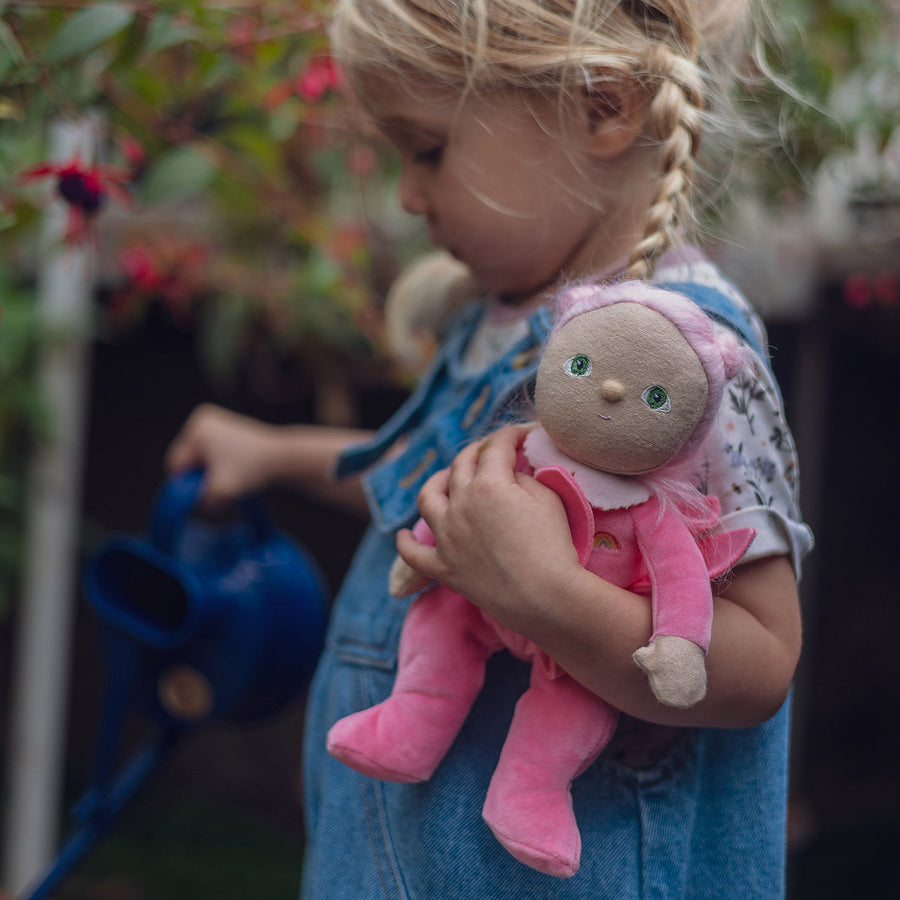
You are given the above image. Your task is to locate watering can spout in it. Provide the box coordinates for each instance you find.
[87,538,203,650]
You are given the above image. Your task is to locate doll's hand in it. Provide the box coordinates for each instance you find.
[388,555,432,597]
[632,636,707,708]
[395,425,581,635]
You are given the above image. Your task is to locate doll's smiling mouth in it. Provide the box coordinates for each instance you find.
[598,413,611,420]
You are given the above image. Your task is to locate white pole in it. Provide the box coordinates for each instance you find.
[2,116,99,895]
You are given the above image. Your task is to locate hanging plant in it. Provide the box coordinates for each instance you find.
[2,1,399,388]
[0,1,410,619]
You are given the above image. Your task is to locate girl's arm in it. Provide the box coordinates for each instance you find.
[165,403,373,517]
[396,425,802,729]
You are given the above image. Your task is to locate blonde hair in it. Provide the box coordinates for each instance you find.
[331,0,767,281]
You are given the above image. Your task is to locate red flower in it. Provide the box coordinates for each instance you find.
[843,273,871,310]
[20,157,133,242]
[296,57,342,102]
[873,271,899,307]
[118,135,147,175]
[263,57,343,110]
[114,236,211,327]
[119,245,167,294]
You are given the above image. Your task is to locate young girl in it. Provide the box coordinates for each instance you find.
[167,1,813,896]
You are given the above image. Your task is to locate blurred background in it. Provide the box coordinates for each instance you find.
[0,1,898,898]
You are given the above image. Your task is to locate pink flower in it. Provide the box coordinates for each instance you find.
[873,271,898,307]
[119,245,166,294]
[843,273,871,310]
[296,57,341,102]
[114,237,210,328]
[118,135,147,174]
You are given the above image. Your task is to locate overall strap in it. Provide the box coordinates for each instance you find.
[334,303,484,479]
[656,280,771,366]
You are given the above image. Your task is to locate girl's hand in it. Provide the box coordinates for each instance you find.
[395,424,582,636]
[396,424,803,729]
[165,404,282,508]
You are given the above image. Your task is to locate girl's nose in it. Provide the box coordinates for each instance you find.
[600,379,625,402]
[398,162,429,217]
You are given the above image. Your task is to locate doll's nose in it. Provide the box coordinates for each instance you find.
[600,379,625,402]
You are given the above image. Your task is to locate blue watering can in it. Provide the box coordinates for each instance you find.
[22,470,329,900]
[86,468,328,726]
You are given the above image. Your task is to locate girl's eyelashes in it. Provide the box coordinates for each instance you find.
[413,144,444,167]
[375,118,446,168]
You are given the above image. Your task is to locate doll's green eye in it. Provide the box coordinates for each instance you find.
[563,354,592,377]
[642,385,671,412]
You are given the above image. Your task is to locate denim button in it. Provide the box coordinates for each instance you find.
[461,384,491,430]
[511,347,539,370]
[398,448,438,489]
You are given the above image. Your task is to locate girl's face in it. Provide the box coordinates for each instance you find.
[534,303,708,475]
[362,78,648,303]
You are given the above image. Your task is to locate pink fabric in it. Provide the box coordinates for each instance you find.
[327,459,753,879]
[535,463,754,649]
[327,581,617,877]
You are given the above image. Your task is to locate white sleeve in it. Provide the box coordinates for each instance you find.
[697,332,814,581]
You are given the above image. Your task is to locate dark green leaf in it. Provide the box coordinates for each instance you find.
[143,12,202,55]
[0,19,24,80]
[138,145,217,204]
[41,3,136,65]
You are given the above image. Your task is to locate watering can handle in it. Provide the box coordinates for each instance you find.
[149,469,272,555]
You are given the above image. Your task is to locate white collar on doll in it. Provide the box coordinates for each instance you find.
[523,427,652,510]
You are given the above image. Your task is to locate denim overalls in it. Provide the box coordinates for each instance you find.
[301,285,790,899]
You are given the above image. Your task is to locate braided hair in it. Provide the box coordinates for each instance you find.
[331,0,761,280]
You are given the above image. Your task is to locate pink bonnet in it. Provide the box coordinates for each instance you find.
[550,280,746,461]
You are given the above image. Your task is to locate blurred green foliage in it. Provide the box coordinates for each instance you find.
[761,0,900,198]
[1,1,397,379]
[0,1,405,618]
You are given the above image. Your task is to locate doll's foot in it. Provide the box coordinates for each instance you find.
[327,698,456,783]
[633,635,707,708]
[327,713,424,783]
[482,783,580,878]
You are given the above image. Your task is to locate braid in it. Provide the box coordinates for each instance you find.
[625,43,704,280]
[332,0,764,282]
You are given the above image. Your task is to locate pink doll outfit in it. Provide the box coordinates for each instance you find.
[326,448,753,878]
[327,288,756,878]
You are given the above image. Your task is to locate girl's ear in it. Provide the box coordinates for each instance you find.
[581,77,648,160]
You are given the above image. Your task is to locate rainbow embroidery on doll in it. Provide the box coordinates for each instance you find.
[593,531,620,550]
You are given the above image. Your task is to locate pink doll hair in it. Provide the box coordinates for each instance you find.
[549,280,747,531]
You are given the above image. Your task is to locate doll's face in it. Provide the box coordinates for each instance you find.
[534,303,708,475]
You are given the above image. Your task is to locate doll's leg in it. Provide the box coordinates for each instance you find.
[327,585,499,783]
[482,667,618,878]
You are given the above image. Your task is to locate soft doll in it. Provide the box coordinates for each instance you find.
[326,281,755,878]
